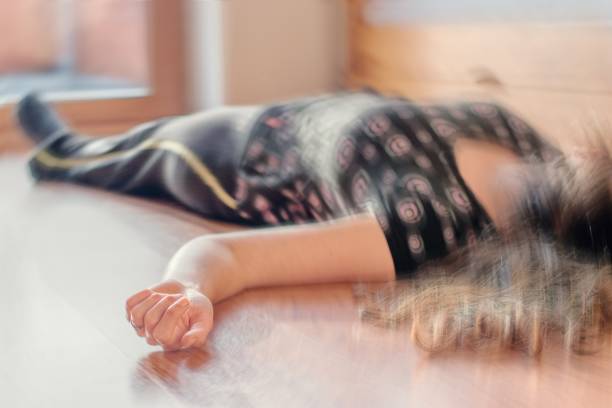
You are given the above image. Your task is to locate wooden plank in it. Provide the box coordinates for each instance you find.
[3,155,612,407]
[348,1,612,93]
[0,158,184,408]
[362,0,612,24]
[0,268,184,408]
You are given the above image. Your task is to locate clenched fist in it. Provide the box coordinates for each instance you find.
[125,280,213,351]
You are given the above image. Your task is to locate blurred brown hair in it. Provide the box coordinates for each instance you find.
[360,137,612,355]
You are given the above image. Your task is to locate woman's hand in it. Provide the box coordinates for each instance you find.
[125,280,213,351]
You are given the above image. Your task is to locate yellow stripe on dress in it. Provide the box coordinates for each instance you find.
[33,138,238,210]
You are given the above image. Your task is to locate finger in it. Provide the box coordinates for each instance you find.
[143,295,181,337]
[180,325,210,349]
[125,289,153,318]
[129,293,163,335]
[152,298,191,348]
[132,323,146,337]
[146,336,158,346]
[180,319,212,349]
[179,293,214,349]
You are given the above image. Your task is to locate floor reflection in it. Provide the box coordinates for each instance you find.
[135,348,212,387]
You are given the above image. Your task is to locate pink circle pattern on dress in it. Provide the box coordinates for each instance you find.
[232,99,549,274]
[404,175,434,196]
[262,211,279,224]
[466,230,478,246]
[431,199,449,217]
[351,171,370,205]
[422,107,441,117]
[493,125,510,138]
[234,178,248,201]
[416,129,433,144]
[385,134,412,157]
[397,109,414,120]
[308,191,323,212]
[518,138,532,152]
[382,168,397,187]
[282,149,300,173]
[443,226,456,245]
[337,139,356,171]
[447,187,472,213]
[247,141,264,158]
[450,108,468,120]
[431,119,458,138]
[415,155,432,170]
[320,182,338,210]
[280,208,290,221]
[508,116,530,134]
[396,198,423,224]
[368,115,391,136]
[267,154,281,171]
[376,211,390,232]
[407,234,425,255]
[254,194,270,211]
[471,103,498,119]
[288,202,307,223]
[265,117,284,128]
[362,143,378,161]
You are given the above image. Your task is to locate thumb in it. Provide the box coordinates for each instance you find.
[180,320,212,349]
[180,303,213,349]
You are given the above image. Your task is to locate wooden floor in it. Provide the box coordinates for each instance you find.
[1,155,612,408]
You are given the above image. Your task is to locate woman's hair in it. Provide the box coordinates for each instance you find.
[359,138,612,355]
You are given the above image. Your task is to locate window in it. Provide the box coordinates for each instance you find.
[0,0,186,151]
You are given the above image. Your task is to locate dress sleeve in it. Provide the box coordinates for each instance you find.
[367,186,419,278]
[382,215,415,277]
[446,102,562,162]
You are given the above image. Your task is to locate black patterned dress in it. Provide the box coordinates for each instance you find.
[27,92,560,276]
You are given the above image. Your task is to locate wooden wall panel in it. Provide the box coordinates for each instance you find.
[346,0,612,147]
[351,23,612,93]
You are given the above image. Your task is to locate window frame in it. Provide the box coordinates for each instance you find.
[0,0,187,151]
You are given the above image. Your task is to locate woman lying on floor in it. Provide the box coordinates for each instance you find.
[16,91,612,355]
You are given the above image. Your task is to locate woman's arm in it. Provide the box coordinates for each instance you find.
[125,213,395,350]
[168,212,395,302]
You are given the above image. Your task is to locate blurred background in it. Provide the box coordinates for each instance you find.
[1,3,612,406]
[0,0,346,107]
[0,1,149,96]
[0,0,347,151]
[0,0,611,151]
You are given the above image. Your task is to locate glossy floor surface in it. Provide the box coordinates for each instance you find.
[1,156,611,408]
